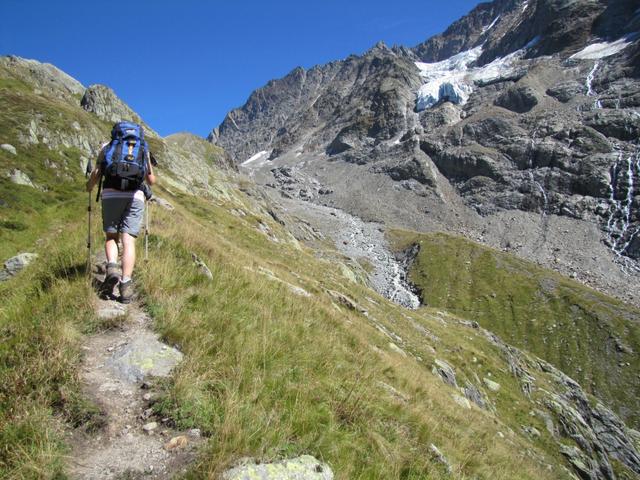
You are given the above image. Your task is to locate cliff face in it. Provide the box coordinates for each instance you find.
[209,0,640,308]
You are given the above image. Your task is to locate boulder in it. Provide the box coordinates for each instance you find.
[429,444,452,474]
[494,85,540,113]
[192,253,213,280]
[223,455,333,480]
[546,81,584,103]
[1,143,17,155]
[483,377,501,391]
[432,359,457,387]
[8,169,35,188]
[1,253,38,281]
[452,394,472,409]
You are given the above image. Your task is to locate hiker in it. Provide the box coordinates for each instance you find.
[86,122,156,303]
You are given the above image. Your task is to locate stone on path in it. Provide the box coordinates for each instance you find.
[97,302,128,320]
[142,421,158,434]
[223,455,333,480]
[106,330,183,383]
[164,435,188,450]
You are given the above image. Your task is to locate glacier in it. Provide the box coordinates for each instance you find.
[415,38,539,111]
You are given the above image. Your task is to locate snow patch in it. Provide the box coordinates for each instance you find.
[482,16,500,34]
[241,150,269,166]
[570,35,636,60]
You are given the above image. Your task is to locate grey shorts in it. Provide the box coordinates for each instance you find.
[102,198,145,237]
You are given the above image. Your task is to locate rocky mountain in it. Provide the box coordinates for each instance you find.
[2,49,640,479]
[209,0,640,311]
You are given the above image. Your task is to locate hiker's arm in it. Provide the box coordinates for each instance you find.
[86,147,105,192]
[86,165,101,192]
[146,159,156,186]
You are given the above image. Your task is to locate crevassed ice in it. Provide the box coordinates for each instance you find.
[570,35,636,60]
[415,47,482,111]
[415,38,539,111]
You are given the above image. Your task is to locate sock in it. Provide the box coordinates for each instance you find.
[121,276,131,283]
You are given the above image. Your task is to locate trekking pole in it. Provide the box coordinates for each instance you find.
[145,197,150,261]
[85,158,93,271]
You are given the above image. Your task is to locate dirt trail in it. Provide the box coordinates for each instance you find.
[66,256,200,479]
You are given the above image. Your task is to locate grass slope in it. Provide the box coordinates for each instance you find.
[2,63,636,479]
[389,230,640,429]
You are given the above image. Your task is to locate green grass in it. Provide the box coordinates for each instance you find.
[389,230,640,429]
[129,190,572,480]
[0,229,104,479]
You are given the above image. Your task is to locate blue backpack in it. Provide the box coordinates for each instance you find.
[100,122,149,193]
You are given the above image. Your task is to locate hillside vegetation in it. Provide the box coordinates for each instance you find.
[389,231,640,429]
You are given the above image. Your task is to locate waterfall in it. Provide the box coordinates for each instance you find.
[585,62,602,109]
[528,171,548,215]
[527,129,548,215]
[606,144,639,266]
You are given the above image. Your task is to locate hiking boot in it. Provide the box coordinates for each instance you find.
[119,279,134,304]
[101,262,120,296]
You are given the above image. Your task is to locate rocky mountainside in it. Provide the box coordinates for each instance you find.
[2,52,640,479]
[0,55,229,195]
[210,0,640,309]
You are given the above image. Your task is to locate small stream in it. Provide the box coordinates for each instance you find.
[335,213,421,309]
[275,197,421,309]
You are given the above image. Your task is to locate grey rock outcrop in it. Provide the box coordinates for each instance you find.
[106,331,183,383]
[0,56,84,103]
[432,359,457,387]
[483,328,640,478]
[222,455,333,480]
[1,253,38,281]
[1,143,17,155]
[7,169,35,188]
[81,84,158,137]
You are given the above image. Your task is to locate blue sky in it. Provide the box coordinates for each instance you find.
[0,0,482,137]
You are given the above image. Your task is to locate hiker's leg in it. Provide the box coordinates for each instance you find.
[105,232,119,264]
[121,232,136,279]
[120,198,144,280]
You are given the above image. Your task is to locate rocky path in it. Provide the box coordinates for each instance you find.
[66,257,200,479]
